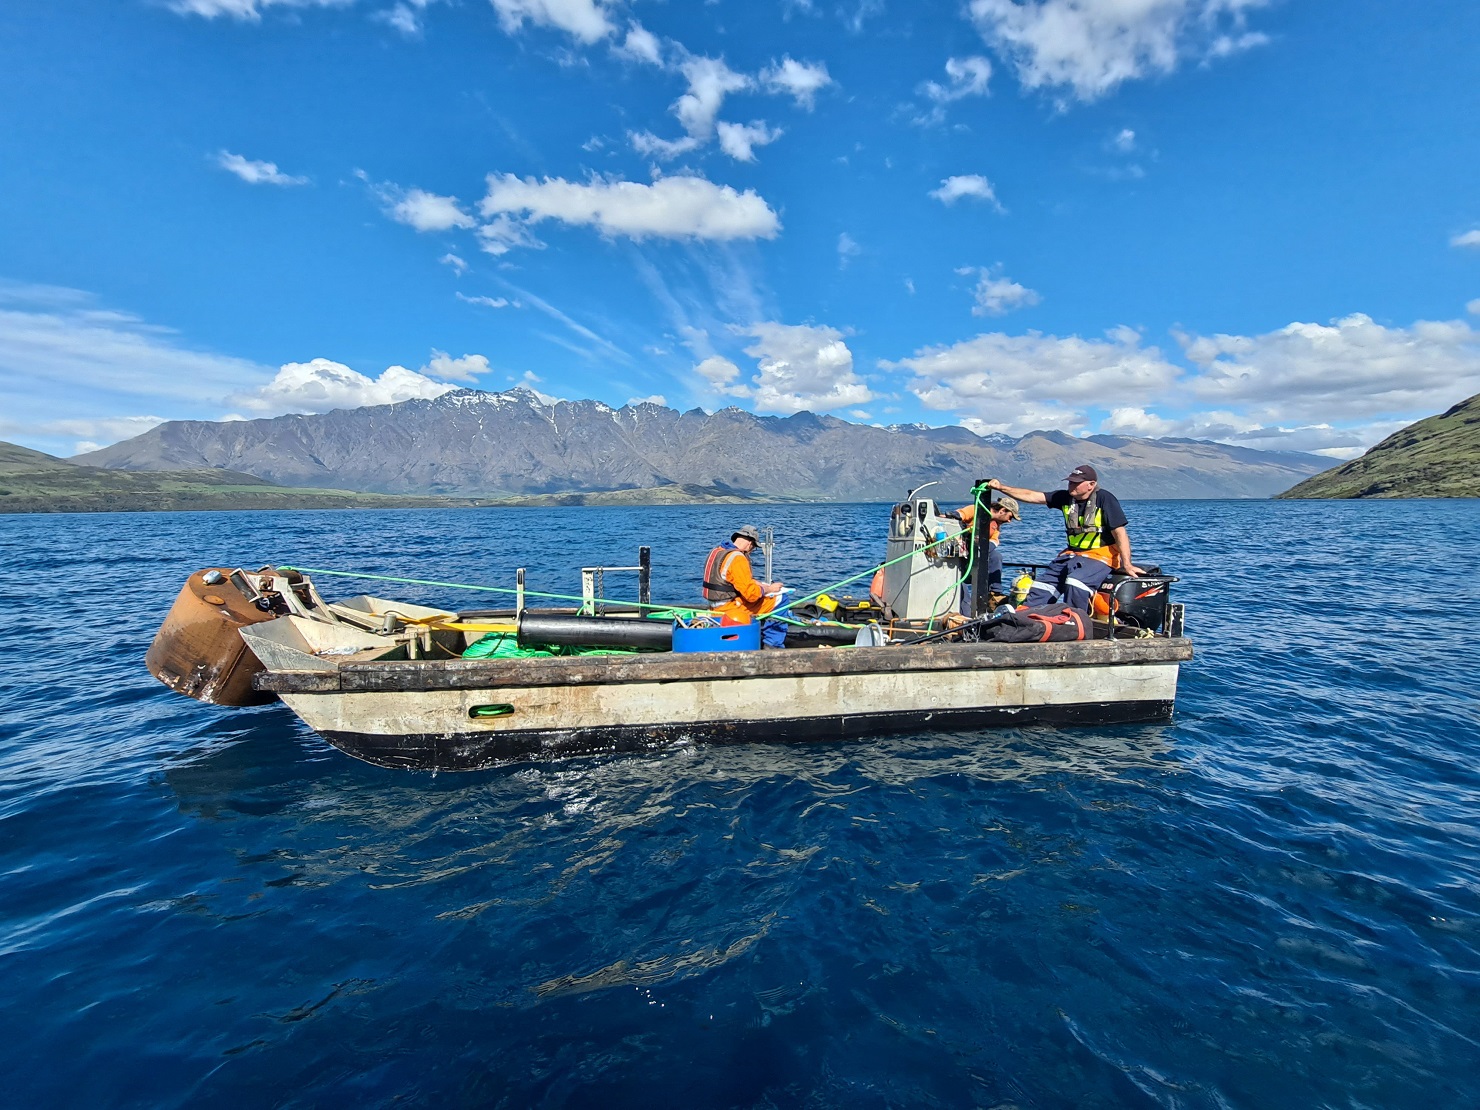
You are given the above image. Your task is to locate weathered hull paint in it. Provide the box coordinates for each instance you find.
[320,699,1175,771]
[269,652,1185,771]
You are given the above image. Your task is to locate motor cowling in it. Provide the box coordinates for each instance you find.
[146,569,280,706]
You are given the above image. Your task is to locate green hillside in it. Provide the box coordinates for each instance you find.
[0,442,491,513]
[1277,393,1480,499]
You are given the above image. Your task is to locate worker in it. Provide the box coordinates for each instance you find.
[953,495,1021,610]
[988,465,1144,612]
[702,524,788,647]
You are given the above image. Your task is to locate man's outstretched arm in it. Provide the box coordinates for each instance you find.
[987,478,1047,505]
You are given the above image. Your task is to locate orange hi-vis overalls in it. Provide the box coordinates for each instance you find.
[701,543,778,625]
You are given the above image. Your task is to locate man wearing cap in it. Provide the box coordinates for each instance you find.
[702,524,788,646]
[953,496,1021,604]
[989,466,1144,612]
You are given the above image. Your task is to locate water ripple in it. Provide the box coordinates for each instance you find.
[2,502,1480,1106]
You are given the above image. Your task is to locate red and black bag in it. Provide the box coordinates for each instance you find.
[981,603,1089,643]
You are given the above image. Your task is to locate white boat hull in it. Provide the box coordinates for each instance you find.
[253,638,1191,771]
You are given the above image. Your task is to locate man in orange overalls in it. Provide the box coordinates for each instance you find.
[702,524,787,646]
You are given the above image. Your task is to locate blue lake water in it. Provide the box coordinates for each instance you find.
[2,499,1479,1107]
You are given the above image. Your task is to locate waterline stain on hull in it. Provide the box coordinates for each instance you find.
[320,699,1178,771]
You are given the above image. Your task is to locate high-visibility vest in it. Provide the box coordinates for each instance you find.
[1062,493,1108,551]
[701,545,740,604]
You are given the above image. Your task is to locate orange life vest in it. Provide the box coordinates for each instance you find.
[702,545,740,605]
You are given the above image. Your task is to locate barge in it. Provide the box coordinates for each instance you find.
[147,490,1191,772]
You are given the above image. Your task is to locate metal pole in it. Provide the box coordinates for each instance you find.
[516,568,525,615]
[969,479,991,618]
[763,526,774,583]
[638,546,651,613]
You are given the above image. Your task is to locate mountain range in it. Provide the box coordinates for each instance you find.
[73,388,1331,500]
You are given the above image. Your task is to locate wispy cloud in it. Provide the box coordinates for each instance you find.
[0,281,274,452]
[215,150,308,186]
[169,0,354,20]
[838,232,861,269]
[1452,229,1480,249]
[456,291,511,309]
[914,56,992,124]
[505,283,631,363]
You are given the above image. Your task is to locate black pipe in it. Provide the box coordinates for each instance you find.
[517,612,673,651]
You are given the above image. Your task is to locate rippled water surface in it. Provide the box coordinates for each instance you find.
[3,500,1479,1107]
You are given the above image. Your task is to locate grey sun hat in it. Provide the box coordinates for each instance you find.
[732,524,761,544]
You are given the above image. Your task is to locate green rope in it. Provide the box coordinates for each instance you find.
[280,508,980,627]
[922,480,991,633]
[279,566,708,617]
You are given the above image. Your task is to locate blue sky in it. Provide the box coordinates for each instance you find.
[2,0,1478,459]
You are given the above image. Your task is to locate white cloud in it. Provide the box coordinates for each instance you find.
[614,22,662,65]
[968,0,1273,103]
[456,291,511,308]
[694,355,743,389]
[477,214,544,255]
[487,0,616,44]
[169,0,353,19]
[915,56,992,123]
[479,173,781,244]
[440,252,468,274]
[716,121,783,162]
[376,0,439,36]
[230,357,456,415]
[887,326,1179,436]
[1113,127,1136,152]
[958,266,1042,316]
[1468,299,1480,316]
[423,350,490,382]
[930,174,1003,210]
[838,232,861,268]
[761,57,834,108]
[676,56,751,135]
[1452,230,1480,249]
[215,151,308,186]
[1178,313,1480,425]
[388,188,476,232]
[739,322,875,414]
[1098,406,1374,458]
[632,55,752,161]
[922,55,993,103]
[626,394,668,407]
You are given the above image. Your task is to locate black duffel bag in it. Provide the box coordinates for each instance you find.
[980,603,1089,644]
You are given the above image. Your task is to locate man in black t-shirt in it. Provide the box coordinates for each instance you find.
[989,465,1145,612]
